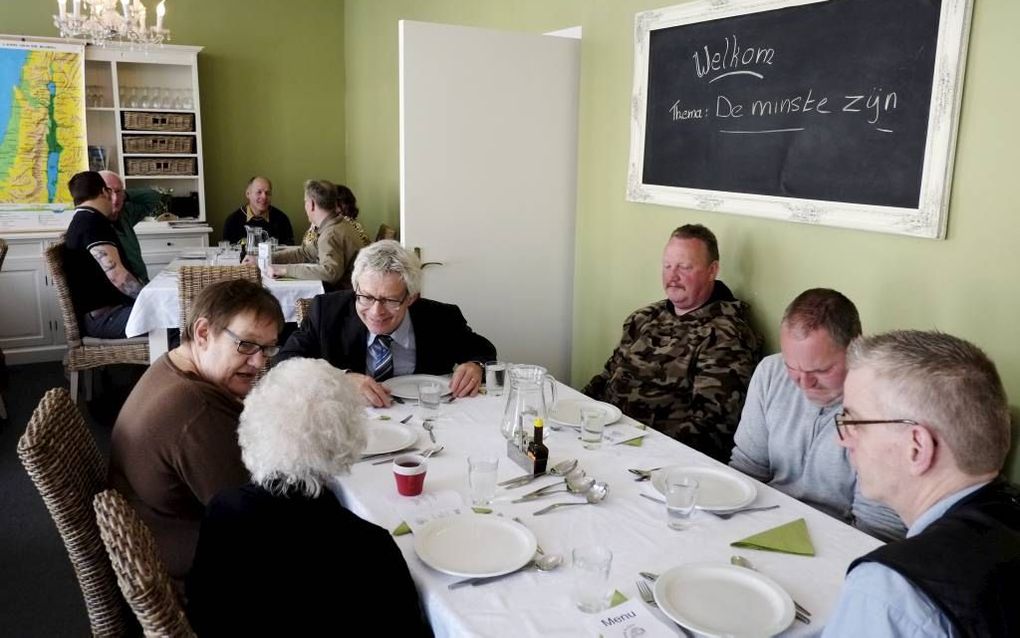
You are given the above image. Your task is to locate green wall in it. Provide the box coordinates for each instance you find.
[3,0,346,241]
[343,0,1020,479]
[6,1,1019,479]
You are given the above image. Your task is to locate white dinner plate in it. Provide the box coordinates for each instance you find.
[653,563,794,637]
[651,466,756,511]
[547,398,623,429]
[361,422,418,456]
[414,514,537,578]
[382,374,453,400]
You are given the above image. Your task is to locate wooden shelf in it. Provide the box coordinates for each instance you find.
[123,153,198,158]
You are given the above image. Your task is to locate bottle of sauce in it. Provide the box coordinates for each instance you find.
[527,417,549,475]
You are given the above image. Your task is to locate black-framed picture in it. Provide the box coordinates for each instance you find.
[627,0,973,239]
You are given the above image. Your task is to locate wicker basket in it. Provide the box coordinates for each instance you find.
[122,111,195,132]
[123,135,195,154]
[125,157,197,176]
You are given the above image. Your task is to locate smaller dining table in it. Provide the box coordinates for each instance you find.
[124,250,324,363]
[331,380,884,637]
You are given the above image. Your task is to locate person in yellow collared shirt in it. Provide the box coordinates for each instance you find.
[222,176,295,246]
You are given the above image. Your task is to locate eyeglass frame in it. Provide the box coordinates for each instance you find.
[354,291,409,312]
[833,411,920,441]
[221,326,281,358]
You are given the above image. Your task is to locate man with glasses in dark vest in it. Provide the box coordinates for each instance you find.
[278,240,495,407]
[823,330,1020,637]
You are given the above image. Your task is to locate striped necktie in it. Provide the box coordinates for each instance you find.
[369,335,394,381]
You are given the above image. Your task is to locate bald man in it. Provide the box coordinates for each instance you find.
[222,176,294,246]
[100,170,163,284]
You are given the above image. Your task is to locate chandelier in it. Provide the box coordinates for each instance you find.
[54,0,170,47]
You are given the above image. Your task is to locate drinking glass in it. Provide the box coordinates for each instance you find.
[580,408,605,450]
[484,361,507,397]
[572,546,613,612]
[418,381,442,416]
[665,472,699,530]
[140,87,152,109]
[467,455,498,506]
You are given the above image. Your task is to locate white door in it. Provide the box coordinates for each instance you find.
[399,20,580,381]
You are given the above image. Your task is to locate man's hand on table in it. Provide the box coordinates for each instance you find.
[348,372,395,407]
[450,362,482,398]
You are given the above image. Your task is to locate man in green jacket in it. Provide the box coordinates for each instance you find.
[100,170,163,284]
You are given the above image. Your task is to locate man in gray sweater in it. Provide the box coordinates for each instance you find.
[729,289,905,541]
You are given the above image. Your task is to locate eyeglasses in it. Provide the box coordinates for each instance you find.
[354,292,408,311]
[833,411,920,441]
[222,327,280,357]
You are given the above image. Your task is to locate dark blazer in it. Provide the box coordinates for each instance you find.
[278,290,497,374]
[186,484,431,636]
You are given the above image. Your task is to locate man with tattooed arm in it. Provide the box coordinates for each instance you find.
[64,170,147,338]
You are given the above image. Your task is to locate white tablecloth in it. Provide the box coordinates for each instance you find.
[125,254,324,337]
[332,383,882,637]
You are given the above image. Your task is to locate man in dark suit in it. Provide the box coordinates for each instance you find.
[278,240,496,406]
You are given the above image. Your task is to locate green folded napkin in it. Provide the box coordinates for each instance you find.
[622,436,644,447]
[609,590,628,607]
[730,518,815,556]
[391,507,494,536]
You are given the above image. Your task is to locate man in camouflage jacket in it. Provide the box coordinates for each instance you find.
[583,225,760,461]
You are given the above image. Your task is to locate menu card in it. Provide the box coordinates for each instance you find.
[584,599,679,637]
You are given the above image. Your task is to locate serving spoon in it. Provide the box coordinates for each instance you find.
[512,474,594,503]
[532,481,609,515]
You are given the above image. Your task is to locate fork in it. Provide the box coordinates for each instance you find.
[636,580,657,607]
[704,505,780,519]
[628,467,663,482]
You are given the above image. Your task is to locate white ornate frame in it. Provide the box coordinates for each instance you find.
[626,0,974,239]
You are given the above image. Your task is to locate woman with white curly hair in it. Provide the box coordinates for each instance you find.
[186,357,431,636]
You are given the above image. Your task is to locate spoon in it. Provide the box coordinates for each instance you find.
[421,445,444,459]
[512,475,594,503]
[532,482,609,515]
[533,553,564,572]
[422,419,437,444]
[448,553,565,588]
[498,458,578,487]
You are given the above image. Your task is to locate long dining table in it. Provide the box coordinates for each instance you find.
[124,251,324,363]
[331,380,882,637]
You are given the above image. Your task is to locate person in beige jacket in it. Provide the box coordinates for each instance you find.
[262,179,368,291]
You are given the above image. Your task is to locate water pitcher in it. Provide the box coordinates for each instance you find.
[244,225,269,252]
[501,364,557,446]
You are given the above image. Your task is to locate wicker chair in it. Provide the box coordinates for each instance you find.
[295,296,313,327]
[176,264,261,328]
[17,388,134,636]
[43,242,149,402]
[94,489,196,638]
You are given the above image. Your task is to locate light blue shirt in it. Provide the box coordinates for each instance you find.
[821,482,989,637]
[366,313,416,376]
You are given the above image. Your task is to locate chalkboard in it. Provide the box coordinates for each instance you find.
[627,0,973,239]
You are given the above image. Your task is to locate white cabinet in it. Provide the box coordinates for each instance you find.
[85,44,205,221]
[0,239,58,350]
[0,228,209,364]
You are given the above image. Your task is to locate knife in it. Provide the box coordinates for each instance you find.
[448,564,532,589]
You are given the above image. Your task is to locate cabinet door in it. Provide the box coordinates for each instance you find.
[0,255,55,349]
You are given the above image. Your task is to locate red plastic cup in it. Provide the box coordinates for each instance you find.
[393,454,428,496]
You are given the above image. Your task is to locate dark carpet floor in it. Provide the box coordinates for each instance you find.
[1,362,144,637]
